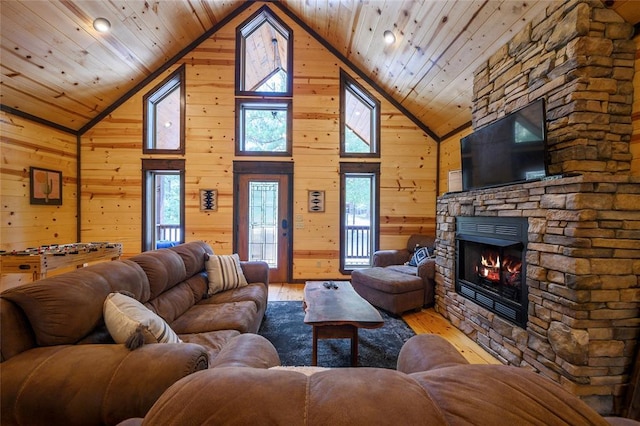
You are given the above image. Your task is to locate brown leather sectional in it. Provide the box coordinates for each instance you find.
[0,241,279,425]
[121,334,632,426]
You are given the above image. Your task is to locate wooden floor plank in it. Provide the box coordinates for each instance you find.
[268,283,500,365]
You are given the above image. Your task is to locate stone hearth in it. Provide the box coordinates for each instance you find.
[435,0,638,416]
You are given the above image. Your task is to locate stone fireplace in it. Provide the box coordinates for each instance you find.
[435,0,638,416]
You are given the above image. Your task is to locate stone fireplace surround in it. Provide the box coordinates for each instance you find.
[434,0,638,416]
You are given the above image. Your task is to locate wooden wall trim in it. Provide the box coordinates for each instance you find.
[233,161,294,174]
[441,121,472,141]
[0,105,77,135]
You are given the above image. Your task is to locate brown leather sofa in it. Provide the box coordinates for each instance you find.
[0,241,280,426]
[120,334,636,426]
[352,234,436,314]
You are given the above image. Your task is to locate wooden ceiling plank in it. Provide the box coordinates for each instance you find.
[330,1,357,53]
[0,83,93,127]
[389,1,482,102]
[408,1,549,113]
[0,17,136,96]
[344,1,380,67]
[381,0,453,100]
[5,0,147,84]
[360,0,421,83]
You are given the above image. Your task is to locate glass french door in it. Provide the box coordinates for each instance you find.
[236,173,291,283]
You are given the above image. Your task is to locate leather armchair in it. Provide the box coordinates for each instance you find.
[372,234,436,307]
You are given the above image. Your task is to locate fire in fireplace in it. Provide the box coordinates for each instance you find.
[455,217,528,327]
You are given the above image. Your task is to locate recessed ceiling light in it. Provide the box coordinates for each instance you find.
[93,17,111,33]
[383,30,396,45]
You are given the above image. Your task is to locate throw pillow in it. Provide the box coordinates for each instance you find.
[205,253,248,296]
[408,246,432,267]
[103,292,182,349]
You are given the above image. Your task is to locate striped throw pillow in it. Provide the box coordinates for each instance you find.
[103,292,181,345]
[205,253,248,296]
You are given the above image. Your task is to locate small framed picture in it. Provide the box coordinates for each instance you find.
[308,190,325,212]
[200,189,218,211]
[30,167,62,205]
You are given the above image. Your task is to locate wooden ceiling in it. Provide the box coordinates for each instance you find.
[1,0,638,138]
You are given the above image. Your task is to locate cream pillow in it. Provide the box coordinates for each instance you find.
[103,292,181,345]
[205,253,248,296]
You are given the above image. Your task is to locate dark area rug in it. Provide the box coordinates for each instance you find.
[258,301,416,369]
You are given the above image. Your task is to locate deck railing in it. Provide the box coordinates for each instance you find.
[345,225,371,265]
[157,224,181,242]
[156,223,371,265]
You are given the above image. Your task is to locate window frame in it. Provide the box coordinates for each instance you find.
[142,65,186,155]
[141,159,185,252]
[235,98,293,156]
[340,70,381,158]
[235,5,293,97]
[339,162,380,273]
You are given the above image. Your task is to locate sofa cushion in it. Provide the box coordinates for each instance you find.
[180,329,241,365]
[168,241,213,277]
[1,268,112,346]
[104,293,182,345]
[205,253,248,296]
[138,367,447,426]
[386,264,418,276]
[145,280,199,324]
[130,249,187,301]
[170,301,258,334]
[353,267,423,294]
[203,283,268,315]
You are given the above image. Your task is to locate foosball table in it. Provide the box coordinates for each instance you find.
[0,242,122,282]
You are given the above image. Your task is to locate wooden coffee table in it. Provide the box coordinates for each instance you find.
[303,281,384,366]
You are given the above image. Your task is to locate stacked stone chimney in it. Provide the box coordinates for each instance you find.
[472,0,635,176]
[435,0,639,416]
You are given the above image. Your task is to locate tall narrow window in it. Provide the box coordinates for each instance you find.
[340,163,380,272]
[340,70,380,157]
[235,6,293,156]
[142,159,185,251]
[143,65,185,154]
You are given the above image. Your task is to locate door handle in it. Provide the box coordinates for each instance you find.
[282,219,288,229]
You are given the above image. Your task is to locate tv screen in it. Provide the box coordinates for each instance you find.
[460,99,548,191]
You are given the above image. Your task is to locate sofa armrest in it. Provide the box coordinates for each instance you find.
[397,334,469,374]
[416,259,436,281]
[240,260,269,286]
[209,333,280,369]
[372,249,411,267]
[1,343,208,426]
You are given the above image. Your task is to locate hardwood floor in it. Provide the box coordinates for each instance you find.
[268,283,501,365]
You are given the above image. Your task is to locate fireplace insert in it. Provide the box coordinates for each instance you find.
[455,217,528,327]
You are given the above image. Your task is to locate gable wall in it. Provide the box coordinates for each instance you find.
[79,2,437,280]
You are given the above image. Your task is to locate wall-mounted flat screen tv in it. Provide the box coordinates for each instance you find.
[460,99,548,191]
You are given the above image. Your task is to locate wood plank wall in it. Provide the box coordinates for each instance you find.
[0,112,78,287]
[632,32,640,175]
[80,2,438,281]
